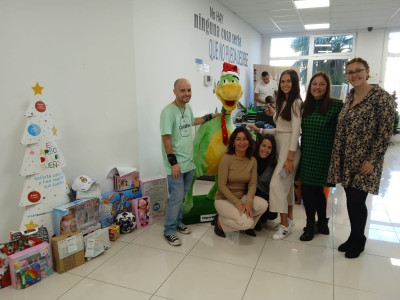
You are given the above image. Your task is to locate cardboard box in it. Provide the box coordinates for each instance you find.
[8,242,53,289]
[83,228,110,260]
[107,167,140,192]
[140,175,167,218]
[53,198,101,236]
[51,231,85,274]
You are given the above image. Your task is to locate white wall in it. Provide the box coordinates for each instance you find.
[356,28,386,84]
[132,0,261,178]
[0,0,261,241]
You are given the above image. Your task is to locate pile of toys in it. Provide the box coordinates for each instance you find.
[0,169,168,290]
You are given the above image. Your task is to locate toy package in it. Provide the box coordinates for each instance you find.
[107,167,140,191]
[108,224,120,241]
[140,175,167,218]
[83,228,110,260]
[100,191,121,228]
[133,196,152,228]
[0,235,42,289]
[99,188,142,228]
[53,197,101,236]
[119,188,142,213]
[8,242,53,289]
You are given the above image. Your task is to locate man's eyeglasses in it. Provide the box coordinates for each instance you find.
[345,68,365,75]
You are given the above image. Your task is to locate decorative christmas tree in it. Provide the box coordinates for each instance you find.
[18,83,70,237]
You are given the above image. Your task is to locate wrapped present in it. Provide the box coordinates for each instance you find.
[10,226,49,244]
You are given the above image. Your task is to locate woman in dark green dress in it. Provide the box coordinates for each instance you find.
[298,72,343,241]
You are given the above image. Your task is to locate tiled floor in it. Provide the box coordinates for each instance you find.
[2,143,400,300]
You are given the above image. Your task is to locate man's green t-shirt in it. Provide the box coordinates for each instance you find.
[160,103,195,175]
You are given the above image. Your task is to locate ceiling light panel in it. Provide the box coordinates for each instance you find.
[294,0,330,9]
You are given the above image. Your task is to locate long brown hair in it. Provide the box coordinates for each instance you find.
[302,71,332,118]
[227,127,254,159]
[275,70,301,121]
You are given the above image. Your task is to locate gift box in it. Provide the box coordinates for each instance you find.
[51,231,85,274]
[8,242,53,289]
[140,175,167,218]
[53,197,101,236]
[107,167,139,192]
[83,228,110,260]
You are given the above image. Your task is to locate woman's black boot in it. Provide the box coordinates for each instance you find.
[345,235,366,258]
[338,234,354,252]
[316,218,330,235]
[300,220,317,241]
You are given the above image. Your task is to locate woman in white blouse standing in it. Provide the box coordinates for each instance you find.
[249,69,302,239]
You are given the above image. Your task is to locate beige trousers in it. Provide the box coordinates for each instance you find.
[214,195,268,233]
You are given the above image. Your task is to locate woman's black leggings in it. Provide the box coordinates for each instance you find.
[301,184,327,221]
[344,186,368,240]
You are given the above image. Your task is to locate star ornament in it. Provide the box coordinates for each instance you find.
[52,125,58,136]
[25,220,38,230]
[32,82,44,95]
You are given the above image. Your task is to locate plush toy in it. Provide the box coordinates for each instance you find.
[183,62,243,214]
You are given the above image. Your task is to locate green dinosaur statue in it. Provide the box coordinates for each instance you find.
[182,62,244,216]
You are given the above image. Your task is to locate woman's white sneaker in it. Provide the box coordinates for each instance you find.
[272,224,291,240]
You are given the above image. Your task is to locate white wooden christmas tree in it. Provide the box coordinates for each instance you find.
[18,83,70,237]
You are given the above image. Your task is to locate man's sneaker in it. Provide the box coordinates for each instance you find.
[272,224,291,240]
[177,224,191,234]
[164,234,181,246]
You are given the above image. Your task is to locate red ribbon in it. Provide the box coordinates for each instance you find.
[221,112,228,145]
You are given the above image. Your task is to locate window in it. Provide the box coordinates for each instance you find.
[384,32,400,102]
[270,34,354,99]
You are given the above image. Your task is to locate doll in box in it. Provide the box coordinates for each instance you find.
[137,197,151,227]
[60,209,77,235]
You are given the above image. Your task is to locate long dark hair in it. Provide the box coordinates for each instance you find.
[276,69,301,121]
[302,71,332,118]
[227,127,254,159]
[254,134,277,174]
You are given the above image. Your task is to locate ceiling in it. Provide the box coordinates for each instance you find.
[217,0,400,35]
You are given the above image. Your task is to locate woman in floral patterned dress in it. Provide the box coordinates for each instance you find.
[327,57,395,258]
